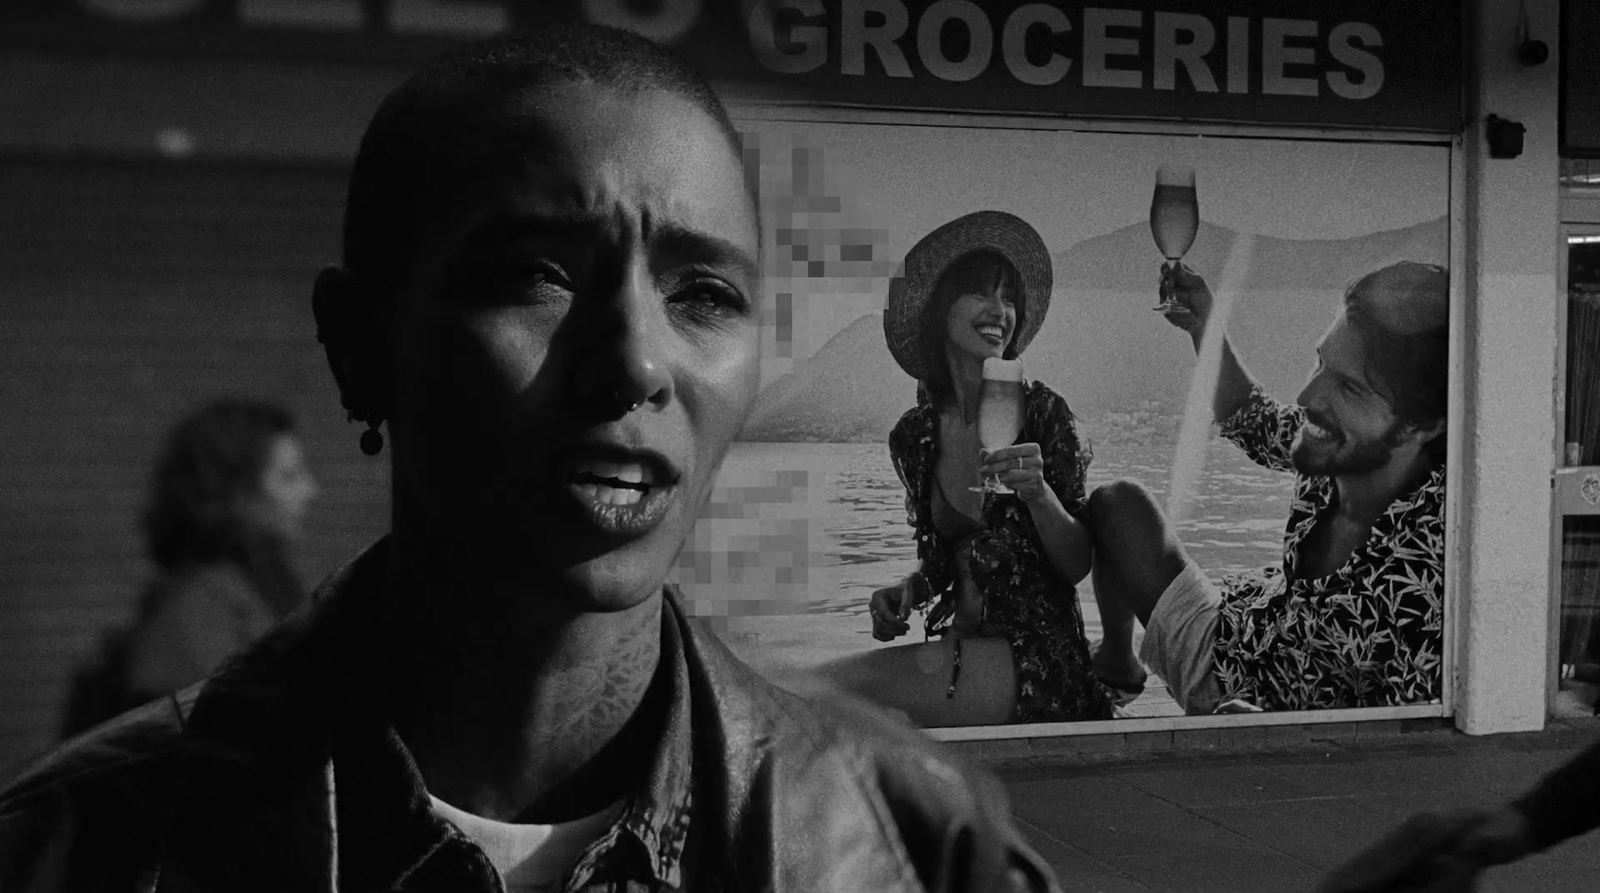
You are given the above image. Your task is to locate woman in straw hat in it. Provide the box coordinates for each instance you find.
[817,211,1114,727]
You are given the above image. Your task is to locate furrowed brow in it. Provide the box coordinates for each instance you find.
[653,222,759,282]
[458,213,609,254]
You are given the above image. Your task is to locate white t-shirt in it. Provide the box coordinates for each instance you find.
[428,794,625,892]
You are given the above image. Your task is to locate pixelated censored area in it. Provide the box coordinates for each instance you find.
[669,455,839,634]
[740,128,896,388]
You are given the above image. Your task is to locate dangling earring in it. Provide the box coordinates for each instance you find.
[359,418,384,456]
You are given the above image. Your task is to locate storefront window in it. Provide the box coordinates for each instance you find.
[1561,237,1600,466]
[679,119,1453,730]
[1560,159,1600,190]
[1554,235,1600,716]
[1557,515,1600,716]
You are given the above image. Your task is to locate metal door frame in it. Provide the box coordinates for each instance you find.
[1549,213,1600,714]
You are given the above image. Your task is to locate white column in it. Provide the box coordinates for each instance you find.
[1455,0,1562,734]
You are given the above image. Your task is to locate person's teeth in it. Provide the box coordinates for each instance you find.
[604,486,642,505]
[577,461,650,485]
[614,465,645,485]
[576,483,645,505]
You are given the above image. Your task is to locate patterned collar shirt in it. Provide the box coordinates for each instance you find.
[1210,386,1446,711]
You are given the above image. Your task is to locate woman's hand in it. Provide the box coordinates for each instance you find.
[1160,263,1214,338]
[868,572,927,641]
[980,444,1051,506]
[983,441,1094,582]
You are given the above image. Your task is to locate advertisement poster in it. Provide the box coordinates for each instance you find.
[677,120,1451,724]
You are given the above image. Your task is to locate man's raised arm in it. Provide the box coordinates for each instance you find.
[1160,264,1300,472]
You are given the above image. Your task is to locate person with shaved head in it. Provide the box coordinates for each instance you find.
[0,23,1059,892]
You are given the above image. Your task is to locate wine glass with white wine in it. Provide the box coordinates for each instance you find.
[1150,165,1199,312]
[972,358,1025,495]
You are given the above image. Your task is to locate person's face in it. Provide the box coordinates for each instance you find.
[1292,315,1410,476]
[944,279,1017,365]
[253,434,318,539]
[382,82,761,612]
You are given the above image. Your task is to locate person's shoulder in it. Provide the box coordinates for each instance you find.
[1025,380,1071,415]
[889,403,939,477]
[786,681,984,781]
[142,563,262,629]
[1420,465,1447,504]
[0,691,195,878]
[891,400,933,441]
[1026,383,1084,448]
[750,676,1058,889]
[685,619,995,799]
[1382,465,1446,517]
[1,690,193,807]
[695,641,1046,872]
[1384,465,1446,546]
[782,681,1001,798]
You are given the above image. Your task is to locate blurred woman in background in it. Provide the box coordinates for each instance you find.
[60,397,318,737]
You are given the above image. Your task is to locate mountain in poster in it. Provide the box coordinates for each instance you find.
[739,216,1448,443]
[741,313,915,442]
[1054,217,1447,293]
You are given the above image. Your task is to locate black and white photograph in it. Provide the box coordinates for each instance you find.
[0,0,1594,889]
[685,121,1452,727]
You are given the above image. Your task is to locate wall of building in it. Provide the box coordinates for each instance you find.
[0,0,1576,762]
[0,51,395,161]
[0,157,391,769]
[1454,0,1562,734]
[0,51,407,768]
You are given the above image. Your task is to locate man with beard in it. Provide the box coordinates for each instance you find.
[1086,262,1448,714]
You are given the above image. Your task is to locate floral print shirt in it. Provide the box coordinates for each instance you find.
[889,381,1115,723]
[1211,386,1446,710]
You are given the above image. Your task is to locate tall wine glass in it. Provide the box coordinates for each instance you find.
[1150,165,1199,312]
[971,358,1025,494]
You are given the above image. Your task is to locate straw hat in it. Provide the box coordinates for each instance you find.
[883,210,1053,380]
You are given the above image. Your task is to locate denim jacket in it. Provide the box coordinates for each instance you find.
[0,540,1059,893]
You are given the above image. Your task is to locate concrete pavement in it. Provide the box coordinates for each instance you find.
[987,719,1600,892]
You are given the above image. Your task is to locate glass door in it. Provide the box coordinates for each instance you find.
[1552,226,1600,717]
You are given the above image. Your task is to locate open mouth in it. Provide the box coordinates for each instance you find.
[975,324,1006,344]
[567,460,660,505]
[556,448,681,536]
[1302,419,1341,445]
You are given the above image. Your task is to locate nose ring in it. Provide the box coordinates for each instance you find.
[613,389,642,413]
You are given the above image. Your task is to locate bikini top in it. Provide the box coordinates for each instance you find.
[930,471,984,552]
[928,472,985,637]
